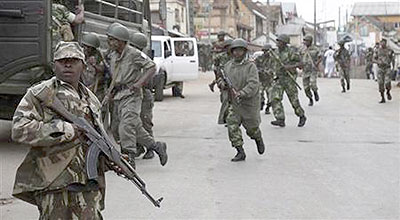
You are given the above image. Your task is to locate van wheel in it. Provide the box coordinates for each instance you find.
[154,74,165,101]
[172,82,184,97]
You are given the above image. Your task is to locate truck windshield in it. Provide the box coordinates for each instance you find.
[152,41,162,57]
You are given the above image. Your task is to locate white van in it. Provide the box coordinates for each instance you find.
[151,36,199,101]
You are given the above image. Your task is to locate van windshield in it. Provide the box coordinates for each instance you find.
[152,41,162,57]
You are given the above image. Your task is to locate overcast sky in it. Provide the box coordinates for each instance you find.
[257,0,400,27]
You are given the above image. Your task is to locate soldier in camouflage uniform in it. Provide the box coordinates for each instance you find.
[130,32,156,159]
[218,38,265,162]
[300,35,322,106]
[105,24,168,166]
[209,39,232,124]
[374,39,394,103]
[270,34,307,127]
[334,40,351,92]
[210,31,226,87]
[81,32,107,102]
[12,42,106,219]
[255,44,275,114]
[365,47,374,80]
[51,3,84,46]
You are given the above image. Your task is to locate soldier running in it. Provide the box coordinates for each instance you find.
[334,40,351,93]
[255,43,275,114]
[374,38,394,103]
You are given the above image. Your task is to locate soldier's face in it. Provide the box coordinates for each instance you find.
[232,48,246,60]
[54,58,85,86]
[218,35,225,41]
[277,40,285,49]
[380,41,386,48]
[107,36,120,51]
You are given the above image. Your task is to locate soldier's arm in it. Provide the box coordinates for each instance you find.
[238,63,260,98]
[11,90,77,147]
[132,52,156,88]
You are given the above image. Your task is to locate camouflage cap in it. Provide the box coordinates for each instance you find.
[54,41,86,64]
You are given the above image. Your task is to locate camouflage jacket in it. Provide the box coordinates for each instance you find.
[110,45,155,100]
[365,50,374,63]
[11,77,106,206]
[275,46,301,78]
[255,53,275,84]
[52,3,75,45]
[223,58,260,128]
[300,45,321,72]
[375,47,394,69]
[213,51,231,70]
[334,47,350,69]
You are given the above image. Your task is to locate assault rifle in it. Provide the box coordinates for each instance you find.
[268,50,302,90]
[34,86,163,208]
[220,68,240,104]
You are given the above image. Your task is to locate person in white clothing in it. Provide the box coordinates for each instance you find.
[324,46,336,78]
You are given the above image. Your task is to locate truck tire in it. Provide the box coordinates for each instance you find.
[172,81,183,97]
[154,74,165,101]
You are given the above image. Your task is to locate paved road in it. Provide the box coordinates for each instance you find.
[1,72,399,219]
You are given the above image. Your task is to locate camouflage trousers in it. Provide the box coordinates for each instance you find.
[271,78,305,121]
[302,71,318,99]
[339,66,350,88]
[111,95,155,154]
[34,189,103,220]
[217,91,229,124]
[140,88,154,136]
[226,105,262,148]
[378,67,392,92]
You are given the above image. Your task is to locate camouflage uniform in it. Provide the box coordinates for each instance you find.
[334,45,351,91]
[81,49,107,102]
[223,58,262,148]
[255,52,274,112]
[140,87,154,136]
[12,77,106,219]
[375,45,394,96]
[52,3,75,46]
[109,44,156,155]
[271,46,305,122]
[214,51,231,124]
[365,49,374,79]
[300,44,321,101]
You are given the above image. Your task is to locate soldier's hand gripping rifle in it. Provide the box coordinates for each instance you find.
[219,68,241,104]
[34,87,163,208]
[268,50,302,90]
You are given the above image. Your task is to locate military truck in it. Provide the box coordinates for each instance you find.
[0,0,152,119]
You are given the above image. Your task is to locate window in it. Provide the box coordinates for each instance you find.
[360,26,368,37]
[174,41,194,56]
[175,8,180,22]
[151,41,162,57]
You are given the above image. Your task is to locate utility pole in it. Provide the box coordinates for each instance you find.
[207,1,211,44]
[338,6,341,31]
[266,0,270,43]
[186,0,191,36]
[314,0,316,45]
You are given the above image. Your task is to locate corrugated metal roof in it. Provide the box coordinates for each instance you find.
[351,2,400,16]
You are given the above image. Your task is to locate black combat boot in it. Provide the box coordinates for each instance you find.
[347,83,350,90]
[264,104,271,115]
[231,146,246,162]
[151,142,168,166]
[387,90,392,100]
[260,100,265,111]
[341,85,346,93]
[271,119,285,127]
[314,91,319,102]
[308,97,314,106]
[298,115,307,127]
[142,149,155,159]
[379,92,386,103]
[255,138,265,155]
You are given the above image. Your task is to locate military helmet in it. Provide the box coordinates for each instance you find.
[303,35,313,42]
[82,32,100,48]
[230,38,248,51]
[338,39,346,45]
[217,31,226,36]
[262,44,272,51]
[277,34,290,44]
[223,39,233,48]
[107,24,130,42]
[130,32,147,50]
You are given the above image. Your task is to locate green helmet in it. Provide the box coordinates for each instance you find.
[217,31,226,36]
[130,32,147,50]
[262,43,272,51]
[107,24,129,42]
[277,34,290,44]
[82,32,100,48]
[230,38,248,51]
[338,39,345,45]
[303,35,313,42]
[223,39,233,48]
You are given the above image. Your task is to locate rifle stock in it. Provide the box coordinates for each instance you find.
[34,86,163,208]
